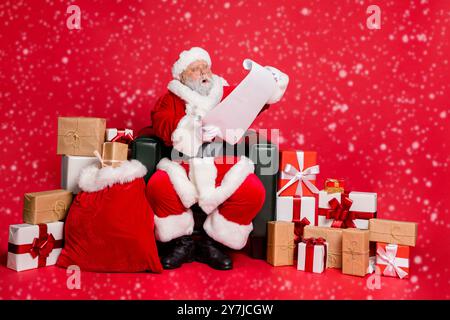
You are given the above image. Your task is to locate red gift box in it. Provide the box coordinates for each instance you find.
[376,242,410,279]
[105,128,134,144]
[277,151,319,197]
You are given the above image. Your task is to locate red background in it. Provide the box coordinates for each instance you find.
[0,0,449,300]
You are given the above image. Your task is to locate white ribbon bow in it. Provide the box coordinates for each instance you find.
[376,245,409,279]
[93,150,123,167]
[277,163,320,197]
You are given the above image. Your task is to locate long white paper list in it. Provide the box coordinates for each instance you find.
[202,59,277,145]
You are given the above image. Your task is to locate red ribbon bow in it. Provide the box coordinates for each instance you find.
[325,193,356,228]
[111,128,134,144]
[30,233,56,260]
[293,217,310,243]
[302,237,327,272]
[8,224,63,268]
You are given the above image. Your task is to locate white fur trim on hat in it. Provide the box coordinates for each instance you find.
[78,160,147,193]
[196,156,255,214]
[203,209,253,250]
[172,47,211,80]
[156,158,198,208]
[154,209,195,242]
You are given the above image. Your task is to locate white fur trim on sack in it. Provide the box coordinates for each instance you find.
[156,158,198,208]
[154,209,195,242]
[203,209,253,250]
[196,156,255,214]
[172,47,212,80]
[78,160,147,193]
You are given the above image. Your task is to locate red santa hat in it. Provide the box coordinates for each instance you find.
[171,47,211,80]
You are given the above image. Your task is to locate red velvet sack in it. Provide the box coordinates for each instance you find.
[57,160,163,273]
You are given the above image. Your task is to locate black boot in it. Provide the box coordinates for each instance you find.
[160,235,195,269]
[194,236,233,270]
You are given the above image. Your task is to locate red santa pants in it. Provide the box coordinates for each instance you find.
[146,156,265,250]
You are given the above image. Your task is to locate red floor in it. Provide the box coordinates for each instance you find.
[0,250,445,300]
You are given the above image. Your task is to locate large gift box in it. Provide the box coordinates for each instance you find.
[97,142,128,168]
[369,219,418,247]
[303,226,343,268]
[342,229,369,277]
[276,196,316,226]
[57,117,106,156]
[23,190,72,225]
[297,237,328,273]
[7,222,64,272]
[106,128,134,144]
[61,155,98,194]
[376,243,410,279]
[266,221,295,266]
[277,151,319,197]
[318,190,377,229]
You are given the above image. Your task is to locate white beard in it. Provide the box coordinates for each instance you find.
[182,76,213,96]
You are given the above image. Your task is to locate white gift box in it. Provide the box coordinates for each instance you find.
[318,191,377,229]
[105,128,133,142]
[276,196,316,225]
[297,240,328,273]
[61,155,98,194]
[7,222,64,272]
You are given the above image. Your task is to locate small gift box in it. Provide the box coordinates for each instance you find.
[376,243,410,279]
[95,142,128,168]
[276,196,316,226]
[106,128,134,144]
[318,190,377,229]
[324,178,345,193]
[61,155,98,194]
[267,221,295,266]
[57,117,106,156]
[23,190,73,225]
[303,226,343,268]
[277,151,319,197]
[342,229,369,277]
[7,222,64,272]
[297,237,328,273]
[369,219,418,247]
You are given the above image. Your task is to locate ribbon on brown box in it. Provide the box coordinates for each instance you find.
[343,240,367,275]
[318,192,375,229]
[8,224,63,268]
[303,237,327,272]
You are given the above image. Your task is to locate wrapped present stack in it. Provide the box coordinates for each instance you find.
[272,150,320,265]
[266,148,419,280]
[7,117,134,272]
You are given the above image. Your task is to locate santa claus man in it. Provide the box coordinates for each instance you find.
[146,47,288,270]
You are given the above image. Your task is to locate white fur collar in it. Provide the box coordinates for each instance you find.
[78,160,147,193]
[168,74,228,118]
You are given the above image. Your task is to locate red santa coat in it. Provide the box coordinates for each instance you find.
[147,74,287,249]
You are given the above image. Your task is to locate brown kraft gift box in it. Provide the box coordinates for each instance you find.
[23,190,73,224]
[267,221,295,266]
[57,117,106,156]
[342,229,369,277]
[101,142,128,168]
[369,218,418,247]
[304,226,343,268]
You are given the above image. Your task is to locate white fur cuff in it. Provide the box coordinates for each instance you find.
[154,210,195,242]
[198,156,255,214]
[156,158,198,208]
[78,160,147,193]
[203,209,253,250]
